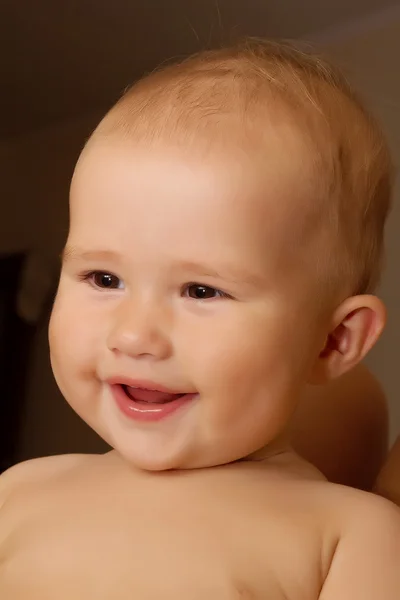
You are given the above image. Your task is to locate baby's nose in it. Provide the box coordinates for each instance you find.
[107,298,173,360]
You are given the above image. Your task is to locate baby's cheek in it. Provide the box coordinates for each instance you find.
[50,301,95,377]
[191,321,270,392]
[50,324,99,413]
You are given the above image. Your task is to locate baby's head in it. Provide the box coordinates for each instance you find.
[49,40,392,470]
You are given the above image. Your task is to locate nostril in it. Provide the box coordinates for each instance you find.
[106,302,173,360]
[107,326,172,360]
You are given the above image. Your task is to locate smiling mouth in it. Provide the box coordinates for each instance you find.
[111,383,197,421]
[122,385,187,404]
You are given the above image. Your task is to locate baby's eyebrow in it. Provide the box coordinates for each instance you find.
[61,246,121,263]
[177,260,265,288]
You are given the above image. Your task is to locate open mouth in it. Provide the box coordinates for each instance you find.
[122,385,186,405]
[110,382,197,422]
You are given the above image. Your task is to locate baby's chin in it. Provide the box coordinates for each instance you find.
[112,446,209,471]
[106,437,199,471]
[108,439,267,472]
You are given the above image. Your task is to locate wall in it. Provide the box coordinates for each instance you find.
[4,17,400,460]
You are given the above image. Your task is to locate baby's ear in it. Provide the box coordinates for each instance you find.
[309,295,386,384]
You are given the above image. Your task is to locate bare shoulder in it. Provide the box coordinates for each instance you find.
[321,480,400,531]
[320,489,400,599]
[0,454,90,505]
[340,486,400,530]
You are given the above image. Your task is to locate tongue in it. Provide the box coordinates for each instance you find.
[125,386,181,404]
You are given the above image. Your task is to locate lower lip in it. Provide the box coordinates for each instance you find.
[111,384,197,422]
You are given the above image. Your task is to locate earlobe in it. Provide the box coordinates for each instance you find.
[309,295,386,384]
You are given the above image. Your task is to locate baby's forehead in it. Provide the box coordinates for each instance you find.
[76,124,320,225]
[73,134,325,275]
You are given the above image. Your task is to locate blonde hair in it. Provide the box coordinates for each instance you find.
[93,39,393,297]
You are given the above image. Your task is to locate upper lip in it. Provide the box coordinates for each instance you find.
[106,376,193,395]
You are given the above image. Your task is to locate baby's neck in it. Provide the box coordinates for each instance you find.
[242,432,326,481]
[241,431,292,463]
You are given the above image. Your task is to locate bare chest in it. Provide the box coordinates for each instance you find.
[0,470,325,600]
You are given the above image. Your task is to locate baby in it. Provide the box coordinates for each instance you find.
[1,40,400,599]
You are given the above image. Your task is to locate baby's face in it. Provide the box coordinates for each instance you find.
[50,139,328,470]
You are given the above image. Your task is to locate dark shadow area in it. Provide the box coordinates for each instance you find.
[0,253,35,473]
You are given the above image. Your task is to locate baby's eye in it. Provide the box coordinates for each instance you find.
[86,271,124,290]
[183,283,228,300]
